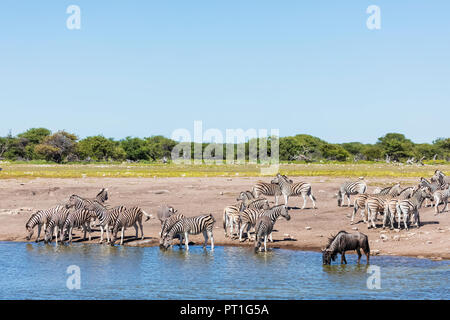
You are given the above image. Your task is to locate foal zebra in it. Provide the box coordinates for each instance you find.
[111,207,153,245]
[161,214,216,251]
[337,178,367,207]
[254,216,275,253]
[25,205,65,242]
[44,207,71,244]
[85,200,127,243]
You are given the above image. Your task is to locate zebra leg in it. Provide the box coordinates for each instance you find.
[239,223,246,242]
[284,194,289,208]
[415,209,420,228]
[87,223,92,241]
[132,223,138,239]
[139,220,144,240]
[202,230,208,249]
[36,224,42,243]
[310,193,317,209]
[120,227,125,245]
[269,232,273,242]
[351,204,358,224]
[346,194,351,207]
[264,235,267,252]
[99,226,104,243]
[403,211,409,231]
[184,232,189,251]
[209,230,214,251]
[69,227,73,244]
[54,226,58,245]
[301,194,307,209]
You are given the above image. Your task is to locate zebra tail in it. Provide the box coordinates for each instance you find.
[143,210,154,222]
[223,210,227,232]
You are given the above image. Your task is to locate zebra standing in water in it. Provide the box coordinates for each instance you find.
[252,181,283,205]
[337,178,367,207]
[25,205,65,242]
[85,200,127,243]
[254,216,275,253]
[111,206,153,245]
[238,204,290,242]
[223,202,245,238]
[396,187,432,230]
[44,207,71,244]
[161,214,216,251]
[159,213,186,245]
[62,208,96,244]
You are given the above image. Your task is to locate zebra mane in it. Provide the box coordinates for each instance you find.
[326,230,347,249]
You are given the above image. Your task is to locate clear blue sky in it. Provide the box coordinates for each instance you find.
[0,1,448,144]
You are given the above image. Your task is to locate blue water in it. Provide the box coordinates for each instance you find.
[0,242,448,299]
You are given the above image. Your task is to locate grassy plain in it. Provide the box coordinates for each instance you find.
[0,161,448,179]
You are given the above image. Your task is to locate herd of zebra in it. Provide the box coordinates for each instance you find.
[25,189,153,246]
[24,169,449,254]
[338,169,449,230]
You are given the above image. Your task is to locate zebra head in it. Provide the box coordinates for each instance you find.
[161,235,173,250]
[25,211,40,240]
[280,205,291,221]
[65,195,78,209]
[271,173,293,185]
[44,227,53,244]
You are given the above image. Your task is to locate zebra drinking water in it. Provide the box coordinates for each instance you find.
[161,214,216,251]
[25,205,65,242]
[254,216,275,253]
[159,213,186,245]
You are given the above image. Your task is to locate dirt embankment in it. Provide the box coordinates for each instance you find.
[0,177,449,260]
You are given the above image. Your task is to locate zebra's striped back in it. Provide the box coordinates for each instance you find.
[254,216,274,252]
[44,208,71,242]
[167,214,216,239]
[239,208,266,227]
[262,204,290,223]
[113,207,146,230]
[252,181,281,198]
[291,181,312,196]
[64,208,95,230]
[87,200,126,227]
[338,179,367,206]
[246,198,270,210]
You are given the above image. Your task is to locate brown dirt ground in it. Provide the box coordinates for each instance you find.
[0,177,449,260]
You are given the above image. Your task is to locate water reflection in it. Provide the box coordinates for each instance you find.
[0,242,448,300]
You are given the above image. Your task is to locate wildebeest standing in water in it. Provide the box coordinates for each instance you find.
[322,231,370,265]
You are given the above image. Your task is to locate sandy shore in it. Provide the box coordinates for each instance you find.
[0,177,449,260]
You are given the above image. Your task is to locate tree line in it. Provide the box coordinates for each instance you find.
[0,128,448,163]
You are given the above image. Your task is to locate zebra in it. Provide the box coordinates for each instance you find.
[351,183,403,226]
[419,177,443,207]
[245,197,270,210]
[159,213,186,246]
[432,184,450,214]
[337,178,367,207]
[384,186,417,229]
[238,204,290,242]
[85,200,127,243]
[252,181,282,205]
[161,214,216,251]
[111,207,153,245]
[396,187,432,230]
[291,181,317,210]
[236,191,255,202]
[365,193,399,229]
[432,170,450,185]
[25,205,65,242]
[223,202,245,238]
[65,188,108,226]
[62,208,97,244]
[254,216,274,253]
[270,173,294,207]
[44,207,71,245]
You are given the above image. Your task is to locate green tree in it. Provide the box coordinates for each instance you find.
[78,136,121,161]
[376,133,414,161]
[35,131,78,162]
